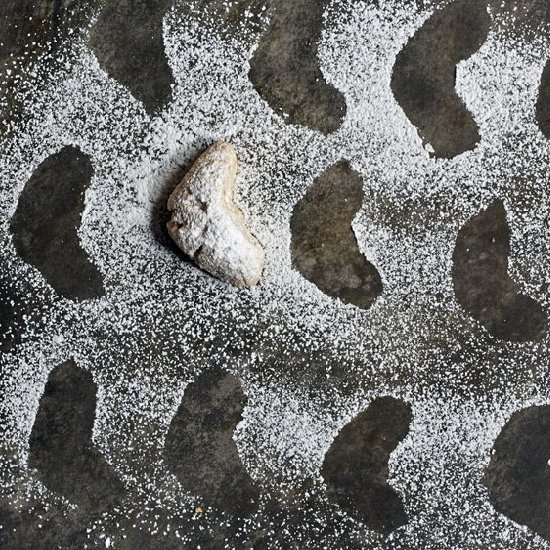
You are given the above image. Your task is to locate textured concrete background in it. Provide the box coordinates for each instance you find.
[1,0,550,548]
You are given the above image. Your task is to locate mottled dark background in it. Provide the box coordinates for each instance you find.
[2,0,550,548]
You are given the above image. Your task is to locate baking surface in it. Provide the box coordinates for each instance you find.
[1,1,550,548]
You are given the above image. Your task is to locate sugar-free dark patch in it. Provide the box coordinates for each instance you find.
[321,396,412,534]
[536,62,550,139]
[1,1,550,547]
[0,497,89,550]
[483,405,550,542]
[28,360,125,513]
[114,520,191,550]
[290,160,382,309]
[249,0,346,134]
[89,0,174,115]
[164,366,260,516]
[10,146,105,301]
[452,200,547,342]
[391,0,490,158]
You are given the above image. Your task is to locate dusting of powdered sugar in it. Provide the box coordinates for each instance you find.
[166,141,265,287]
[1,0,550,548]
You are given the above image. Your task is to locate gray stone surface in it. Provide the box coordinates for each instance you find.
[452,200,547,342]
[391,0,490,158]
[291,160,382,310]
[28,360,125,512]
[0,0,96,137]
[9,146,105,301]
[321,397,412,534]
[483,405,550,543]
[164,366,260,516]
[249,0,346,134]
[89,0,174,115]
[1,0,550,548]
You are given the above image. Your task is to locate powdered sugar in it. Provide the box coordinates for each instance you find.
[1,0,550,547]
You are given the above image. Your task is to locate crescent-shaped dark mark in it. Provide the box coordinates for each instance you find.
[248,0,346,134]
[28,359,125,513]
[9,146,105,301]
[89,0,174,115]
[536,61,550,139]
[391,0,490,158]
[483,405,550,542]
[321,397,412,535]
[164,366,260,517]
[452,200,547,341]
[290,160,383,310]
